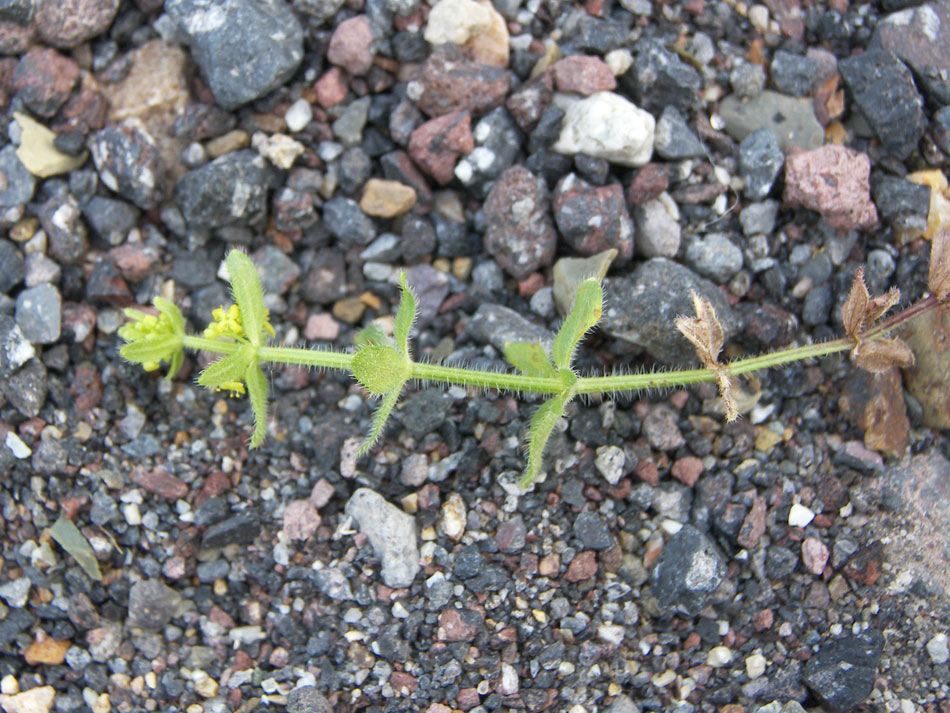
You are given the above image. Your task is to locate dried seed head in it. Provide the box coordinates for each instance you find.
[929,227,950,301]
[852,337,915,373]
[675,290,724,369]
[841,267,870,339]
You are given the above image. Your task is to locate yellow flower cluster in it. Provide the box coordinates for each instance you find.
[118,311,175,372]
[204,304,244,340]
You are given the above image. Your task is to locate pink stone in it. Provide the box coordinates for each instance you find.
[564,550,598,582]
[783,145,878,231]
[304,312,340,341]
[283,499,321,541]
[802,536,830,575]
[408,110,474,185]
[550,55,617,95]
[309,478,335,509]
[737,497,766,549]
[327,16,375,76]
[315,67,348,108]
[671,456,704,487]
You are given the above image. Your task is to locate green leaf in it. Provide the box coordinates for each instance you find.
[394,271,417,358]
[551,278,602,370]
[504,341,556,379]
[166,348,183,382]
[197,348,253,390]
[50,515,102,581]
[226,250,267,347]
[355,324,390,348]
[154,296,185,337]
[351,344,409,395]
[119,334,181,367]
[244,362,269,448]
[357,387,401,457]
[521,392,571,488]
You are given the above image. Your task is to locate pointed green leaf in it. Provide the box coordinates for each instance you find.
[521,392,572,488]
[551,278,602,370]
[244,362,269,448]
[50,515,102,581]
[357,387,401,456]
[153,296,185,336]
[355,324,390,348]
[394,272,417,358]
[351,344,409,395]
[226,250,267,347]
[119,334,181,367]
[197,349,253,390]
[504,341,557,379]
[166,347,183,381]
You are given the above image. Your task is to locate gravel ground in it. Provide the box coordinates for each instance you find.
[1,1,950,713]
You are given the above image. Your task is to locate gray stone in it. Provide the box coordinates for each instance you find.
[625,38,701,114]
[322,196,377,247]
[719,90,823,152]
[654,106,706,160]
[0,239,25,293]
[252,245,300,295]
[738,128,785,201]
[201,511,261,549]
[573,511,613,550]
[650,524,726,616]
[839,49,925,160]
[467,303,553,354]
[81,196,140,245]
[870,172,931,235]
[455,107,522,196]
[287,686,332,713]
[173,150,277,229]
[769,50,819,96]
[0,577,29,608]
[874,2,950,105]
[739,200,779,236]
[685,233,744,284]
[729,61,766,98]
[127,580,184,630]
[601,259,741,364]
[633,196,681,258]
[166,0,304,110]
[345,488,420,589]
[39,196,88,265]
[0,144,35,208]
[0,359,47,417]
[400,389,453,440]
[332,96,371,147]
[15,283,61,344]
[89,122,166,210]
[802,631,883,713]
[0,314,34,377]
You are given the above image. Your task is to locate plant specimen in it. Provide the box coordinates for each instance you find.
[120,231,950,488]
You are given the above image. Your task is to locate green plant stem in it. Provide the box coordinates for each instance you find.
[181,295,939,397]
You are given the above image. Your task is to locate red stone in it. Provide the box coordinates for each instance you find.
[132,467,189,500]
[628,164,670,205]
[550,55,617,95]
[564,550,598,582]
[390,671,418,695]
[13,47,79,117]
[671,456,704,487]
[438,608,482,642]
[327,16,375,76]
[408,110,474,185]
[801,536,830,575]
[314,67,348,108]
[737,497,766,549]
[783,144,878,231]
[413,45,510,118]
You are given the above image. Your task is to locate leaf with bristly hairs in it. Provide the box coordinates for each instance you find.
[243,362,269,448]
[358,388,402,456]
[226,250,268,346]
[394,272,417,358]
[521,391,572,488]
[352,344,410,395]
[197,348,253,391]
[552,278,602,370]
[504,341,557,379]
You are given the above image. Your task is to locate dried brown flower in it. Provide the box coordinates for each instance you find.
[676,291,738,421]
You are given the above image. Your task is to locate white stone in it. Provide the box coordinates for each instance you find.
[424,0,492,45]
[0,686,56,713]
[594,445,625,485]
[553,92,655,167]
[634,193,681,258]
[0,577,30,608]
[284,99,313,133]
[788,503,815,528]
[706,646,733,668]
[439,493,466,541]
[926,633,949,665]
[5,432,31,459]
[745,653,766,679]
[498,662,519,695]
[748,4,770,32]
[604,49,633,76]
[252,132,305,170]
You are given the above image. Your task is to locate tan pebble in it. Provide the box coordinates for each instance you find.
[360,178,417,217]
[332,297,366,324]
[205,130,250,159]
[23,638,71,665]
